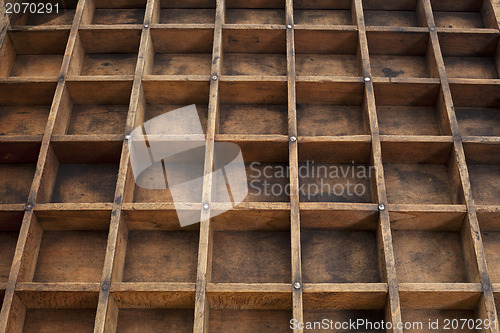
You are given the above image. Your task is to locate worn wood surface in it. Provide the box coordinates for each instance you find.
[0,0,500,332]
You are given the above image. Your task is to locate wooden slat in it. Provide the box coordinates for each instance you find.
[423,1,500,331]
[353,0,403,331]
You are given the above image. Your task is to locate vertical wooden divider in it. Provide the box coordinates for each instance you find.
[286,1,303,331]
[0,0,86,331]
[92,0,156,332]
[353,1,403,331]
[193,0,224,331]
[421,1,500,331]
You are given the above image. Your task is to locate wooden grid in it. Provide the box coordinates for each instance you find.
[0,0,499,331]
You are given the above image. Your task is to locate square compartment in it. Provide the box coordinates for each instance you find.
[363,0,427,27]
[294,0,353,26]
[440,31,499,79]
[400,292,484,333]
[219,80,287,135]
[301,210,381,283]
[37,141,121,204]
[480,224,500,284]
[464,142,500,205]
[297,81,369,136]
[303,291,388,332]
[392,222,469,283]
[295,29,361,77]
[12,291,98,332]
[120,211,199,283]
[431,0,497,29]
[0,212,23,283]
[213,140,289,203]
[222,29,286,76]
[208,292,292,331]
[367,30,439,78]
[0,81,56,136]
[9,1,77,27]
[382,141,464,205]
[159,0,216,24]
[0,142,40,204]
[53,80,132,136]
[0,30,68,78]
[451,83,500,137]
[211,210,291,283]
[298,141,375,203]
[374,82,452,135]
[125,80,210,203]
[83,0,147,25]
[225,0,285,25]
[20,211,110,282]
[147,28,214,75]
[69,28,141,77]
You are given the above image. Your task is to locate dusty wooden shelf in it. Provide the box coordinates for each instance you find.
[0,0,499,332]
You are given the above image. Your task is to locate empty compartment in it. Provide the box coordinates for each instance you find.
[9,0,77,27]
[120,210,199,282]
[464,142,500,205]
[294,0,353,26]
[211,209,291,283]
[148,28,214,75]
[480,215,500,284]
[125,80,209,203]
[0,81,56,136]
[297,81,369,136]
[400,291,485,332]
[19,210,111,283]
[0,30,69,78]
[212,140,289,203]
[83,0,147,25]
[367,30,439,78]
[303,290,388,332]
[451,83,500,137]
[225,0,285,25]
[69,28,141,76]
[298,141,375,203]
[219,80,287,135]
[301,208,381,283]
[363,0,427,27]
[0,142,40,204]
[159,0,216,24]
[382,141,464,205]
[0,212,23,283]
[295,29,361,77]
[11,290,98,332]
[431,0,497,29]
[53,80,132,135]
[222,29,286,76]
[112,290,195,332]
[392,213,472,283]
[374,82,452,135]
[37,141,121,204]
[439,31,499,79]
[208,291,292,332]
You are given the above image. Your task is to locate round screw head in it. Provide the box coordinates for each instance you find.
[212,75,218,81]
[378,204,385,211]
[430,26,435,31]
[144,24,149,28]
[101,282,109,291]
[290,136,297,142]
[25,204,33,210]
[293,282,301,290]
[364,77,371,82]
[203,203,210,210]
[125,135,131,140]
[287,24,293,29]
